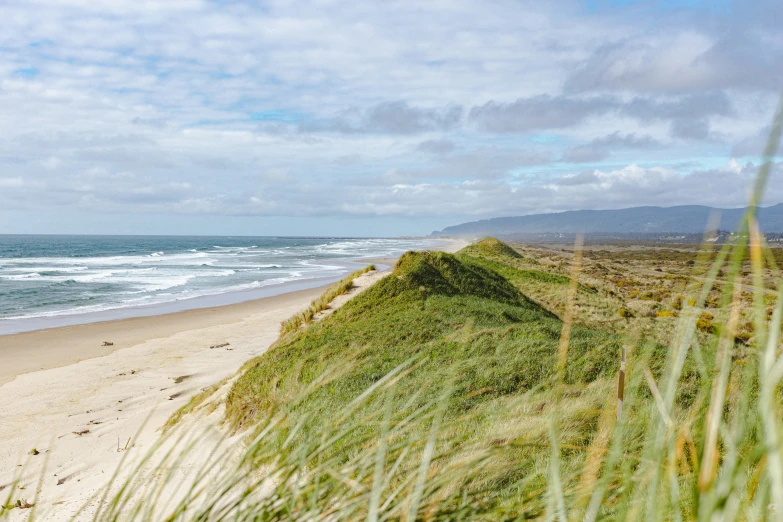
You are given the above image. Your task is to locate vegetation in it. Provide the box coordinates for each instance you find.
[279,264,375,335]
[460,236,523,259]
[163,378,227,431]
[11,220,783,520]
[226,249,619,441]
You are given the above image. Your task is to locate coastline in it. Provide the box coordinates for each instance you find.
[0,261,388,336]
[0,239,468,519]
[0,279,329,520]
[0,239,466,387]
[0,238,467,337]
[0,284,331,387]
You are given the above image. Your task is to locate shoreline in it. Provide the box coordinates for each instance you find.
[0,260,387,336]
[0,284,332,387]
[0,278,334,520]
[0,238,466,337]
[0,239,468,387]
[0,240,468,519]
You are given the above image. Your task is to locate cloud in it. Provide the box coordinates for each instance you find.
[561,146,607,163]
[561,132,661,163]
[0,177,25,188]
[468,92,730,140]
[0,0,780,234]
[670,119,710,141]
[417,139,456,155]
[556,170,599,186]
[303,102,463,134]
[469,95,617,133]
[591,132,660,149]
[622,92,731,140]
[543,161,783,212]
[564,34,717,94]
[564,3,783,95]
[348,147,552,186]
[732,127,783,158]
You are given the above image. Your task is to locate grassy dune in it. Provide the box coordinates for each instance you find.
[227,245,620,434]
[213,243,626,518]
[10,232,783,519]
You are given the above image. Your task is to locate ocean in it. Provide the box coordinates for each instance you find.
[0,235,442,333]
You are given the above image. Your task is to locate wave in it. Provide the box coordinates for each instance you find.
[1,251,214,267]
[0,237,439,321]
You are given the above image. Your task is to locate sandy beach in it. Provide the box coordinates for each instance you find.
[0,239,468,519]
[0,284,329,520]
[0,285,331,387]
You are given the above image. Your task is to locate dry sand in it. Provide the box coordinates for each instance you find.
[0,286,331,388]
[0,285,326,520]
[0,239,469,519]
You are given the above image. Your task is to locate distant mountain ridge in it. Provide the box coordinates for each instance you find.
[431,204,783,237]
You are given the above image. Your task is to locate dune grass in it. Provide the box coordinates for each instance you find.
[278,264,375,335]
[460,236,523,259]
[74,248,626,520]
[163,378,228,432]
[226,249,621,439]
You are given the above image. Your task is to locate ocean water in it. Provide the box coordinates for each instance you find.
[0,235,441,326]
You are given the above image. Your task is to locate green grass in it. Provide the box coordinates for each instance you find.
[279,264,375,335]
[226,250,619,432]
[460,237,523,260]
[163,378,227,431]
[219,249,621,516]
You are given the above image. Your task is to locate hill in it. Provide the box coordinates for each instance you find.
[431,203,783,236]
[220,240,622,518]
[102,237,774,521]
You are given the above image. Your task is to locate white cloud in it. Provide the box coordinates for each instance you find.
[0,0,780,234]
[0,177,24,188]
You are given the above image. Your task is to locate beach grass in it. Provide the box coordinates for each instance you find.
[278,264,375,335]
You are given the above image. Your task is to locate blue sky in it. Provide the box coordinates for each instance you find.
[0,0,781,236]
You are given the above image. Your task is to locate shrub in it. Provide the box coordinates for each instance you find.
[697,312,714,332]
[656,310,678,318]
[618,307,634,318]
[735,321,754,344]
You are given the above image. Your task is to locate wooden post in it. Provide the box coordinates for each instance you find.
[617,346,626,419]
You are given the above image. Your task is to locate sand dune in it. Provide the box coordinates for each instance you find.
[0,240,468,520]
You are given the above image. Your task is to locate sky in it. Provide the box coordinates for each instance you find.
[0,0,782,237]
